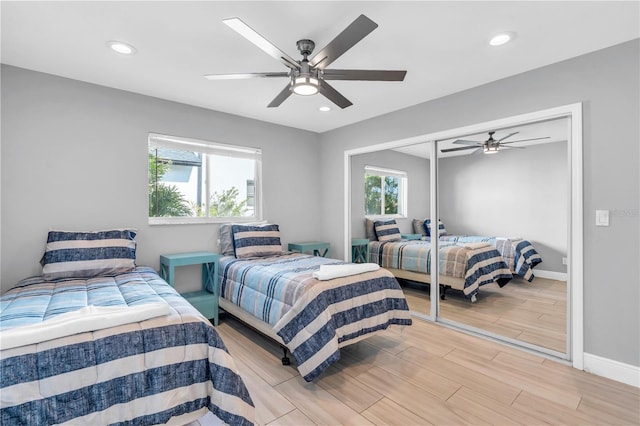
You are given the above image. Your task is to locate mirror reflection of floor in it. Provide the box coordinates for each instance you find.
[400,276,567,353]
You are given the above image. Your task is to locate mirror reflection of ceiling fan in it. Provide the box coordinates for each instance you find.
[440,131,551,154]
[204,15,407,109]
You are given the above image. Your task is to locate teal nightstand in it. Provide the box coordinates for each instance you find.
[159,251,220,326]
[351,238,369,263]
[288,241,330,257]
[401,234,423,241]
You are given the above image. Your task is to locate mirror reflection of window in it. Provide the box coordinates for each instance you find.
[364,165,407,217]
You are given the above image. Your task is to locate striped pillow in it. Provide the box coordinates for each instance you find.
[374,219,402,242]
[424,219,447,237]
[412,218,428,237]
[41,229,137,280]
[232,224,282,259]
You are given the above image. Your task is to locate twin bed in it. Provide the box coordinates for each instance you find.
[366,218,543,301]
[1,230,254,425]
[216,223,412,382]
[368,239,512,302]
[414,218,543,281]
[438,235,542,281]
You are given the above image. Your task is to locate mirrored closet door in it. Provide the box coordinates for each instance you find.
[347,106,580,361]
[434,117,570,356]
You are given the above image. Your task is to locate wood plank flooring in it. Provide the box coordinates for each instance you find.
[216,315,640,426]
[401,276,567,352]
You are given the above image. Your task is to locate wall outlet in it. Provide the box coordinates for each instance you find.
[562,257,568,265]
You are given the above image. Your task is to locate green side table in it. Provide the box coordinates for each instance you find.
[351,238,370,263]
[401,233,423,241]
[288,241,330,257]
[159,251,220,326]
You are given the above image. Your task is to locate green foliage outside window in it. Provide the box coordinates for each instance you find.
[365,175,382,215]
[148,153,192,217]
[203,187,248,217]
[383,176,399,214]
[365,174,399,215]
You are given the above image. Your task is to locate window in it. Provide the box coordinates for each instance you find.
[364,165,407,217]
[148,133,262,224]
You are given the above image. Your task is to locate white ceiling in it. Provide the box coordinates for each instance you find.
[1,1,638,133]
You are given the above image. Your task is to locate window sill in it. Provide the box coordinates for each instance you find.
[364,214,407,220]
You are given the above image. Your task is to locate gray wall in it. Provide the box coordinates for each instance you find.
[439,141,568,273]
[319,40,640,367]
[351,149,430,238]
[1,65,322,293]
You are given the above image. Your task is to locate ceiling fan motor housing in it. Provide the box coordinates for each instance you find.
[296,39,315,57]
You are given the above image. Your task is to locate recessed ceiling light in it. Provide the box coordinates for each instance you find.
[489,32,516,47]
[319,106,331,112]
[107,40,137,55]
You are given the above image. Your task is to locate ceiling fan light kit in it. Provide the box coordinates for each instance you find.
[206,15,407,108]
[483,144,500,154]
[292,75,319,95]
[292,43,319,95]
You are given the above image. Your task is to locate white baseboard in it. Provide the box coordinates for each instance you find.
[533,269,567,281]
[583,353,640,388]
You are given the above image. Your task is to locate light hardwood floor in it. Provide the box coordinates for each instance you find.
[216,315,640,426]
[401,276,567,352]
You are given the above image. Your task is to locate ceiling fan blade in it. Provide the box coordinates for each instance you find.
[223,17,300,70]
[322,69,407,81]
[204,72,289,80]
[309,15,378,70]
[318,80,353,109]
[441,145,481,153]
[472,148,483,155]
[452,139,482,146]
[497,131,519,142]
[501,136,551,144]
[267,84,293,108]
[500,145,525,149]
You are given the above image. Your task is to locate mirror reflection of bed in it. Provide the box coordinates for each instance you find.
[350,117,569,356]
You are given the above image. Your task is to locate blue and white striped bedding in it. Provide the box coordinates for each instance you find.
[219,253,412,382]
[369,240,512,299]
[439,235,542,281]
[0,267,255,426]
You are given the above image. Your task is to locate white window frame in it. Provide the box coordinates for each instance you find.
[363,165,408,218]
[148,133,262,225]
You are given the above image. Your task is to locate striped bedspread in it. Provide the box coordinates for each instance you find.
[439,235,542,281]
[369,240,512,299]
[0,267,254,426]
[219,253,412,381]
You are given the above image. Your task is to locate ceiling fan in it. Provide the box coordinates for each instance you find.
[204,15,407,109]
[440,131,551,154]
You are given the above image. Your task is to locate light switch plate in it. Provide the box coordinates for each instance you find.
[596,209,610,226]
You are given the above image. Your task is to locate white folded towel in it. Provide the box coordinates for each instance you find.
[312,263,380,281]
[0,302,170,350]
[460,242,491,250]
[497,236,523,242]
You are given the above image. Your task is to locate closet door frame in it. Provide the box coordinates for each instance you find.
[343,102,583,368]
